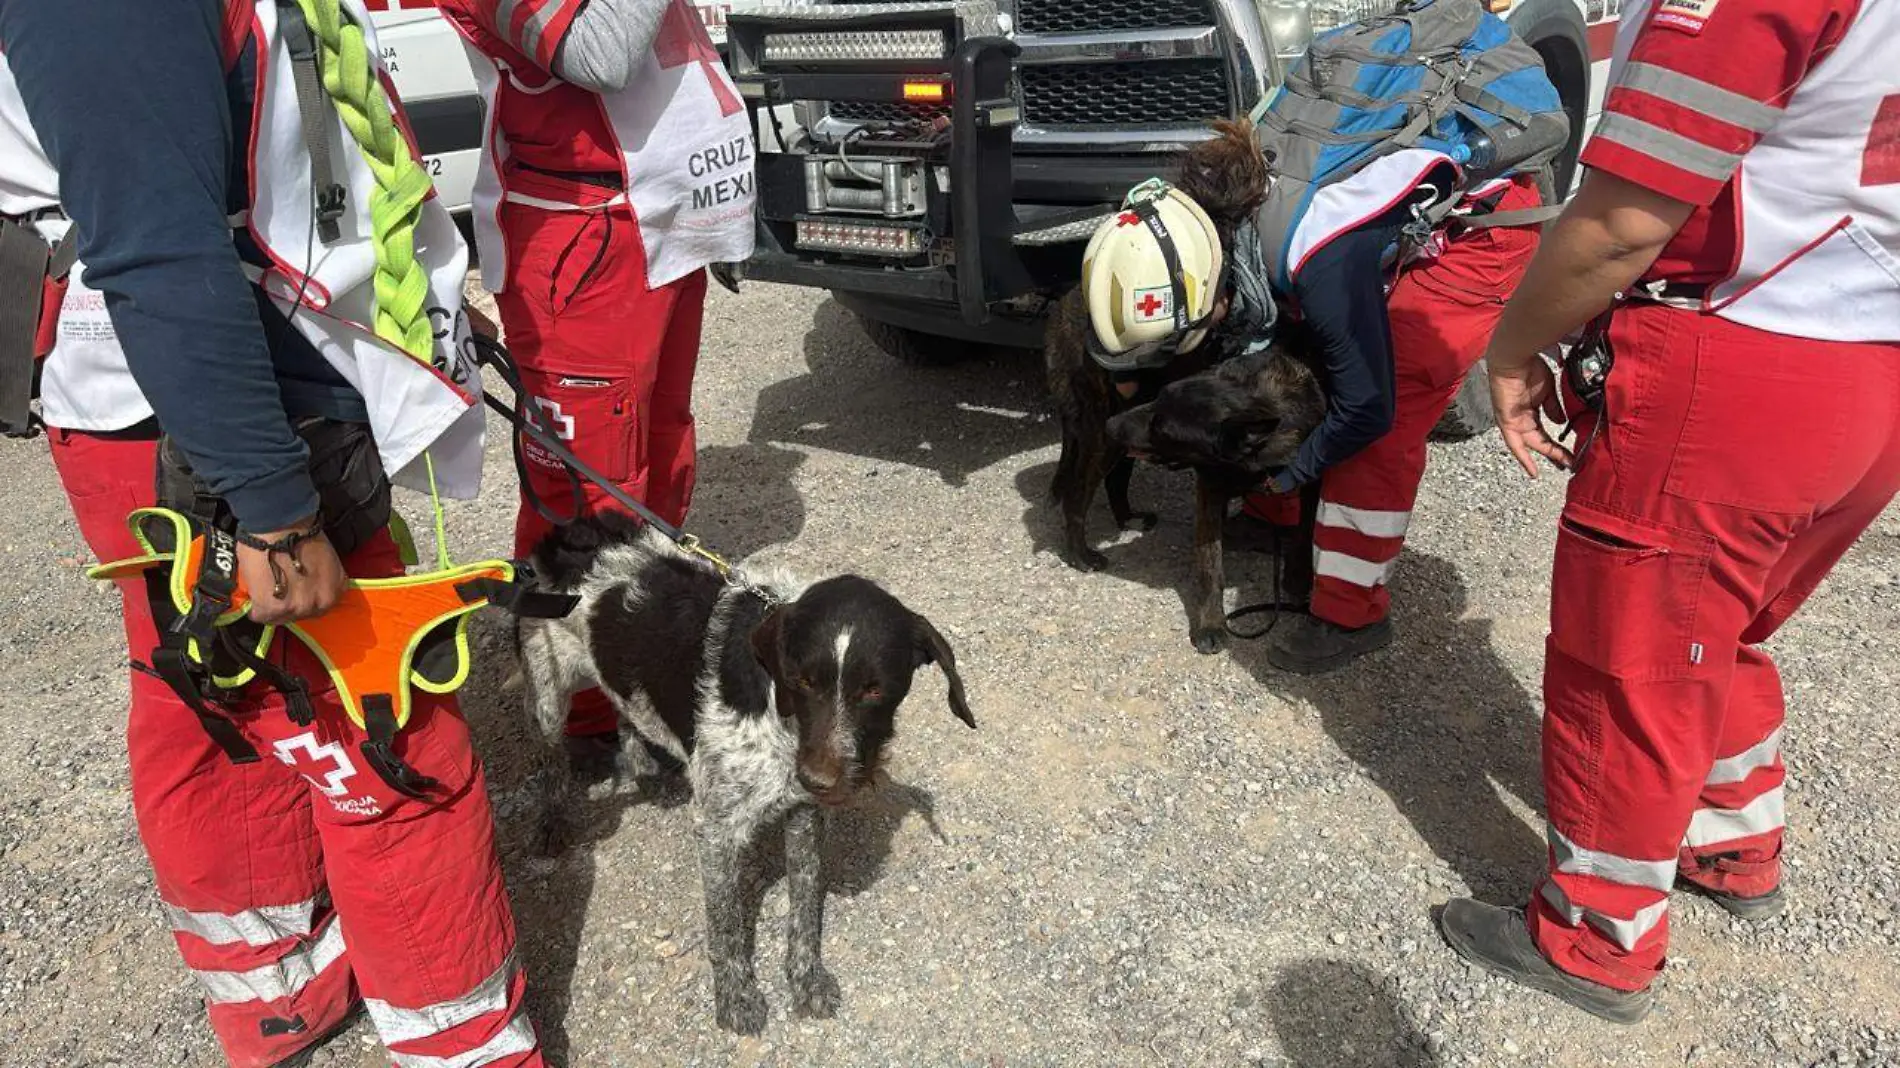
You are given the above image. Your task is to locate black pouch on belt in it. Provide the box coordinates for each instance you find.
[1563,309,1616,413]
[155,418,392,558]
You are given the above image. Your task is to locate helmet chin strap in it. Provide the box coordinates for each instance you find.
[1130,197,1194,336]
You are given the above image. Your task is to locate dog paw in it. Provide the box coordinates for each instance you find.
[787,966,841,1019]
[1191,628,1226,655]
[1061,546,1111,573]
[714,982,770,1036]
[1118,511,1160,532]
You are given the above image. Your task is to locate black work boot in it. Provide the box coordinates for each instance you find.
[1681,880,1786,921]
[1437,899,1654,1025]
[1265,613,1393,674]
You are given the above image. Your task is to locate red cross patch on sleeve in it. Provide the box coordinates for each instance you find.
[1652,0,1721,35]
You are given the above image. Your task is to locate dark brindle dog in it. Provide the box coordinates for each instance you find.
[1045,122,1326,653]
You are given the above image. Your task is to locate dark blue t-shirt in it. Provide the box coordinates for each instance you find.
[3,0,367,531]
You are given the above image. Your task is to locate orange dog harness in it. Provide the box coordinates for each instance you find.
[92,507,575,797]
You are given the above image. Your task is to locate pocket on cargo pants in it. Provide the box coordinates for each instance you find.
[1549,502,1716,683]
[515,369,637,517]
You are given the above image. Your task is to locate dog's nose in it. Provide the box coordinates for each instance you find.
[796,765,841,797]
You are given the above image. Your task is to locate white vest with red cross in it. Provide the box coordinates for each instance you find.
[1616,0,1900,342]
[0,1,487,498]
[455,0,757,294]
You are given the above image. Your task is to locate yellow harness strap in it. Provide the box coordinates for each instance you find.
[90,508,571,797]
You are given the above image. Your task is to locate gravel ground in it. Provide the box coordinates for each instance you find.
[2,278,1898,1068]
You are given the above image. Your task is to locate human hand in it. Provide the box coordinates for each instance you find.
[1487,355,1573,478]
[239,521,348,624]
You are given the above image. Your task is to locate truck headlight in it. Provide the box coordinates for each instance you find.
[1258,1,1404,62]
[763,29,948,65]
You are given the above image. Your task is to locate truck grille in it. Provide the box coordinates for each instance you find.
[826,100,953,125]
[1014,0,1217,34]
[1020,60,1229,126]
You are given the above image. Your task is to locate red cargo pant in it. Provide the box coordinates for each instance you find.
[1526,303,1900,991]
[495,169,708,736]
[50,428,542,1068]
[1242,178,1543,627]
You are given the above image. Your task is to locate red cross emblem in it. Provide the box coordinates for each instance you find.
[655,0,743,118]
[1117,211,1143,227]
[1863,94,1900,187]
[1135,292,1165,317]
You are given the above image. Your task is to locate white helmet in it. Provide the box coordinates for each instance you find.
[1080,179,1225,372]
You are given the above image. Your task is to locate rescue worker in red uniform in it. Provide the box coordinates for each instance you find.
[439,0,755,741]
[1440,0,1900,1023]
[0,1,542,1064]
[1239,170,1545,674]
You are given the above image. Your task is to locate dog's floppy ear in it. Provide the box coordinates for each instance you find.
[911,613,976,729]
[750,606,789,708]
[1106,404,1157,453]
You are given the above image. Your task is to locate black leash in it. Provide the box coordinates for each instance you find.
[1223,514,1308,641]
[466,334,779,605]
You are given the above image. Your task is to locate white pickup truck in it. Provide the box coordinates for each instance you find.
[377,1,1618,219]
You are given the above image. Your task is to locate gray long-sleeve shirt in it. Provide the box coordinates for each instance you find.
[556,0,670,92]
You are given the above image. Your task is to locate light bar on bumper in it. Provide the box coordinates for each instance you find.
[763,29,948,65]
[794,218,926,257]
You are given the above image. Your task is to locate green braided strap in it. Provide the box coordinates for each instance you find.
[290,0,436,363]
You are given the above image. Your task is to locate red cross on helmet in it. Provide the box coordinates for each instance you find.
[1081,180,1225,372]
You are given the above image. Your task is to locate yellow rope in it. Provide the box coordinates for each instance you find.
[289,0,435,362]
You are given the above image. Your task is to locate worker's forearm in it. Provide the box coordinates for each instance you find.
[1484,209,1662,373]
[554,0,669,93]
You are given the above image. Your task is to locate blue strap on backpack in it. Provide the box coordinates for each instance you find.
[1252,0,1569,288]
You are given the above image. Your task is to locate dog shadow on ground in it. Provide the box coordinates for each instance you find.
[1266,958,1438,1068]
[745,299,1054,488]
[1227,550,1547,900]
[1011,466,1546,896]
[1011,458,1207,624]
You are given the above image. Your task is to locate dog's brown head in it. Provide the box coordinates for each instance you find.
[1106,330,1326,496]
[751,577,975,807]
[1174,118,1273,249]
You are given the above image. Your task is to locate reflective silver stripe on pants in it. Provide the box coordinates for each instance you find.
[1618,63,1782,134]
[368,953,519,1045]
[1706,727,1783,786]
[1314,548,1396,588]
[391,1012,538,1068]
[1548,826,1676,892]
[1317,501,1411,539]
[1685,786,1785,848]
[1591,113,1743,182]
[164,898,322,947]
[1540,880,1668,953]
[193,916,347,1005]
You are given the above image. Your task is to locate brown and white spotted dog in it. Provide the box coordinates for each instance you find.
[513,514,975,1034]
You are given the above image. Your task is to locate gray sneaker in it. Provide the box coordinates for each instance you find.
[1265,614,1393,675]
[1437,898,1654,1025]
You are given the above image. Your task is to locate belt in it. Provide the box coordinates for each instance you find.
[1632,279,1712,309]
